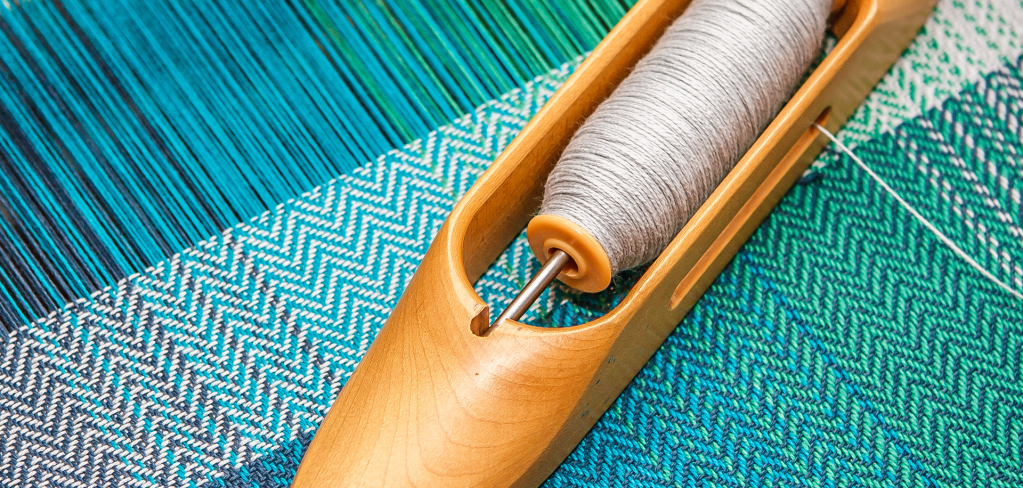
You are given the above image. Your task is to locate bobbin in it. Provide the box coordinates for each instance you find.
[291,0,935,486]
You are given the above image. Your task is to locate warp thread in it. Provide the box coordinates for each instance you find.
[539,0,832,274]
[0,0,636,328]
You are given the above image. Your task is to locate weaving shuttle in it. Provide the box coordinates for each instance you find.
[291,0,935,486]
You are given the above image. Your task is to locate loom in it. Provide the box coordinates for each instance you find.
[290,0,935,487]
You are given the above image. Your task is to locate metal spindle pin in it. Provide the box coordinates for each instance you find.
[491,249,572,329]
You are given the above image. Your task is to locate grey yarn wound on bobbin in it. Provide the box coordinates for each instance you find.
[539,0,832,275]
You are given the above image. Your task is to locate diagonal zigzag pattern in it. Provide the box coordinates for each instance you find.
[0,61,573,488]
[4,10,1023,487]
[832,0,1023,146]
[858,56,1023,288]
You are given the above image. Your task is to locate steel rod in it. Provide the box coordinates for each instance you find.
[490,249,571,329]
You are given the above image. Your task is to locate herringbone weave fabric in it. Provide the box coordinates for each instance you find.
[2,1,1023,487]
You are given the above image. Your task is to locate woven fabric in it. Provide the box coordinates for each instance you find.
[2,0,1023,487]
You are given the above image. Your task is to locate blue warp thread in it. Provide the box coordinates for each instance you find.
[0,0,635,330]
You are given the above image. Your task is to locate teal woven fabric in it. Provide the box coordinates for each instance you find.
[2,0,1023,487]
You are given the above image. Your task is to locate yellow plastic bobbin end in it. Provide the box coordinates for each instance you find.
[527,214,612,293]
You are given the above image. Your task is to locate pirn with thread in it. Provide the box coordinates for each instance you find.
[495,0,833,330]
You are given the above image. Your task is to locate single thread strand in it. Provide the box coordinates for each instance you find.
[815,123,1023,302]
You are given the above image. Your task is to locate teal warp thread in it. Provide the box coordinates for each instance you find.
[0,0,636,330]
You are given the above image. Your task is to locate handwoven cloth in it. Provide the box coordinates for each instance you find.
[3,1,1023,487]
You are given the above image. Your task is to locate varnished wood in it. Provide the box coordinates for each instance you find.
[291,0,936,486]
